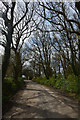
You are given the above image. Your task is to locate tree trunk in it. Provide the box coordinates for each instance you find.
[45,64,53,79]
[2,43,11,80]
[2,24,12,80]
[61,59,67,78]
[75,2,80,14]
[14,51,22,82]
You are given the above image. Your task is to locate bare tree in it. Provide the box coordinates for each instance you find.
[33,2,80,76]
[0,1,29,80]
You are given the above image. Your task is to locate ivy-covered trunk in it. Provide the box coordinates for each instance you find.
[2,25,13,80]
[14,51,22,82]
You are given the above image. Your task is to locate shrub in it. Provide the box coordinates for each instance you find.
[66,74,78,93]
[3,77,24,103]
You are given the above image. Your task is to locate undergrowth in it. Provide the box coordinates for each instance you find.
[3,77,24,104]
[32,74,80,102]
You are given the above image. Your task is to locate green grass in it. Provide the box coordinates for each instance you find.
[32,74,80,102]
[3,77,24,104]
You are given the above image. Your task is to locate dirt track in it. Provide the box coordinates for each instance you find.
[3,80,79,119]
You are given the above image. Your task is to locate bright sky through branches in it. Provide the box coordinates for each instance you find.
[0,0,80,2]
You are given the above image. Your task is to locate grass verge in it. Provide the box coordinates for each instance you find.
[32,75,80,103]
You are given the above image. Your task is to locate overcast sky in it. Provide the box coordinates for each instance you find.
[0,46,4,55]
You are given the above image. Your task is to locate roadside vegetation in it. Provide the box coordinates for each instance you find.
[33,74,80,102]
[3,77,24,104]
